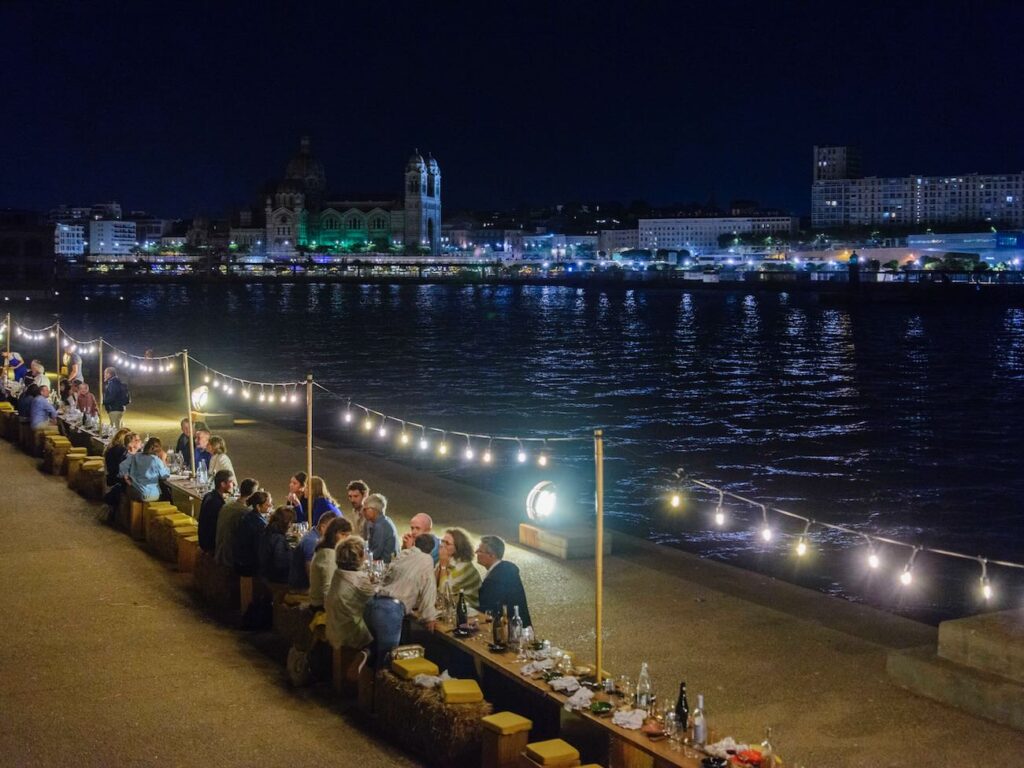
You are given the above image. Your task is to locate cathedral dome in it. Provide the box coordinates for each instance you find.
[286,136,326,192]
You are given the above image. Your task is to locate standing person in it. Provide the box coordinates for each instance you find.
[30,385,58,431]
[102,367,129,429]
[64,347,83,383]
[362,493,398,564]
[119,437,170,502]
[476,535,532,628]
[174,418,192,458]
[2,351,28,382]
[215,477,260,569]
[76,382,98,417]
[197,470,235,554]
[347,480,370,537]
[207,436,234,477]
[363,533,438,668]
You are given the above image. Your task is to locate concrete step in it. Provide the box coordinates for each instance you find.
[887,645,1024,731]
[938,609,1024,684]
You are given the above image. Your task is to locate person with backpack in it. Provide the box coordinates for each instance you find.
[102,366,130,428]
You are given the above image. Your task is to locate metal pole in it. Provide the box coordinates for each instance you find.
[183,350,195,477]
[54,321,61,395]
[594,428,604,684]
[98,338,104,424]
[3,312,10,382]
[306,373,313,523]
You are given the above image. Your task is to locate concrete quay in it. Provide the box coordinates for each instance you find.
[3,395,1023,767]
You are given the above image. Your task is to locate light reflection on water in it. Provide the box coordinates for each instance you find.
[28,283,1024,621]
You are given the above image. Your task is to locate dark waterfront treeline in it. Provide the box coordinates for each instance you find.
[12,282,1024,621]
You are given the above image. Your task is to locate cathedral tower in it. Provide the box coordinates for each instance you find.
[403,150,441,255]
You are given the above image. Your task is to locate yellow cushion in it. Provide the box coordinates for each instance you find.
[441,678,483,704]
[525,739,580,766]
[183,534,199,543]
[67,447,88,455]
[482,711,532,734]
[0,402,14,411]
[283,592,307,606]
[391,657,439,680]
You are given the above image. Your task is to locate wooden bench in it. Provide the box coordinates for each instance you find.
[41,435,73,474]
[59,446,88,475]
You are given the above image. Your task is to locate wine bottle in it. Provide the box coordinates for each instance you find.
[760,726,774,767]
[510,605,524,652]
[456,589,468,628]
[675,681,690,730]
[692,694,707,747]
[636,661,652,711]
[498,605,510,646]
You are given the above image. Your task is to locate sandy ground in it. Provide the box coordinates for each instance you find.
[2,396,1022,767]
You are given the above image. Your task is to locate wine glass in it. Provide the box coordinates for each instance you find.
[616,675,634,711]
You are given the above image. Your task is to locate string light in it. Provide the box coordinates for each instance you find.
[900,548,921,586]
[795,519,812,557]
[438,432,449,456]
[464,435,474,460]
[344,401,353,423]
[759,504,773,542]
[377,415,388,438]
[864,535,881,570]
[979,559,992,601]
[537,440,549,467]
[400,424,410,445]
[418,426,430,452]
[713,489,726,526]
[670,493,681,508]
[482,439,493,464]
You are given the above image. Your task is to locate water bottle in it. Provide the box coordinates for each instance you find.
[509,605,524,653]
[636,661,652,712]
[691,694,707,747]
[197,459,208,487]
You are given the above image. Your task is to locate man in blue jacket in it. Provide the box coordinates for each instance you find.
[476,535,532,628]
[102,366,130,429]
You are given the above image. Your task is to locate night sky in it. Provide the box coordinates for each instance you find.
[3,1,1022,218]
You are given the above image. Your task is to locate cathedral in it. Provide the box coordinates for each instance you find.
[262,136,441,257]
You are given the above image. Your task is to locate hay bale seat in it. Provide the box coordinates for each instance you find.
[374,669,492,768]
[65,452,90,486]
[272,591,311,644]
[0,408,18,440]
[193,550,238,609]
[34,426,60,458]
[150,513,196,563]
[41,435,73,474]
[77,460,106,501]
[143,503,179,543]
[60,446,88,475]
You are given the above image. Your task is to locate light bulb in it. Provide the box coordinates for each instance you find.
[761,526,773,542]
[258,393,266,402]
[868,552,880,569]
[714,507,725,526]
[517,450,527,463]
[378,426,388,438]
[166,362,173,371]
[670,494,681,508]
[242,389,250,399]
[289,394,298,403]
[900,568,913,586]
[465,448,474,460]
[538,454,548,467]
[438,443,448,455]
[225,386,234,395]
[344,411,353,423]
[363,418,373,431]
[279,394,287,403]
[203,375,210,383]
[213,380,220,388]
[796,537,808,556]
[482,450,492,463]
[419,438,429,451]
[400,432,409,445]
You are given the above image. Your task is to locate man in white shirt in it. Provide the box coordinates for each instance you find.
[29,360,51,390]
[363,533,437,668]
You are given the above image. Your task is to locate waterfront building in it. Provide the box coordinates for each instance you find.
[811,145,1024,228]
[599,228,639,255]
[126,212,172,246]
[88,219,137,259]
[638,215,797,254]
[262,137,441,258]
[54,224,86,260]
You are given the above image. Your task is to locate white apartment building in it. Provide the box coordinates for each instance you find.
[638,216,797,253]
[54,224,86,260]
[599,229,639,254]
[89,220,137,259]
[811,146,1024,228]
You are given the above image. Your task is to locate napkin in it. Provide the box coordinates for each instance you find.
[611,709,646,730]
[520,658,554,676]
[563,687,593,712]
[549,675,580,693]
[413,670,451,689]
[705,737,749,759]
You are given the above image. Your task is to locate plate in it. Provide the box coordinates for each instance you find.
[452,628,474,638]
[487,643,508,653]
[590,701,614,716]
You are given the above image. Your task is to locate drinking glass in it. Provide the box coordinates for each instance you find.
[616,675,634,710]
[663,711,679,742]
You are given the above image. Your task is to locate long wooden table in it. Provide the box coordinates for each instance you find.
[163,476,206,518]
[432,620,705,768]
[57,416,110,455]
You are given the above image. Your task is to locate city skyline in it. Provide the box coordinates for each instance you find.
[3,1,1024,217]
